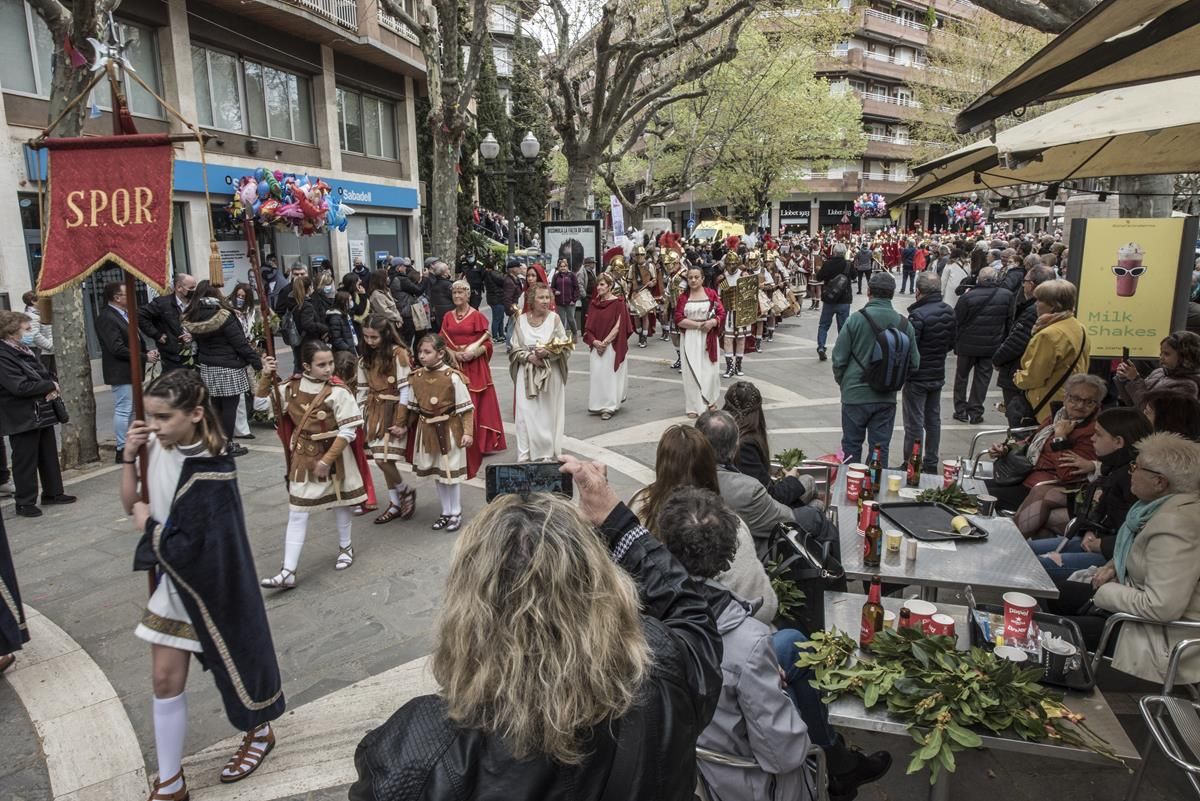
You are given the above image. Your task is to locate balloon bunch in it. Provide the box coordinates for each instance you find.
[949,200,984,226]
[228,168,356,235]
[854,193,887,217]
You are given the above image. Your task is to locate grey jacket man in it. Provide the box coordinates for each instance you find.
[697,587,814,801]
[716,465,794,560]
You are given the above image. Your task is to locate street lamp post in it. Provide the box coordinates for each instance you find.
[479,131,540,257]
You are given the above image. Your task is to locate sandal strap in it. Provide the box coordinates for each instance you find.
[148,769,187,800]
[223,726,273,777]
[261,568,296,588]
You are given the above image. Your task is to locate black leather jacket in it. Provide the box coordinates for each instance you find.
[349,503,722,801]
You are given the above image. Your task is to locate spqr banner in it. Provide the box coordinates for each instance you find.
[37,134,175,295]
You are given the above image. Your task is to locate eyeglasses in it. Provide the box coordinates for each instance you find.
[1111,265,1147,277]
[1064,393,1099,407]
[1130,462,1165,477]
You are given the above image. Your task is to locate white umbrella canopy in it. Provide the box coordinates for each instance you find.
[956,0,1200,133]
[994,205,1059,220]
[892,75,1200,205]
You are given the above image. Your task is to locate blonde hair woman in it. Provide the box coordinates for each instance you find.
[349,457,721,801]
[1014,279,1090,420]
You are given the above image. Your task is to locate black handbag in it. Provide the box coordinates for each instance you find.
[50,397,68,424]
[990,448,1034,486]
[765,521,845,636]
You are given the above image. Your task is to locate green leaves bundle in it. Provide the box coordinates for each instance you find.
[915,482,979,513]
[795,628,1123,783]
[773,448,807,469]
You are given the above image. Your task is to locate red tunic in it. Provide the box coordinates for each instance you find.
[439,308,507,467]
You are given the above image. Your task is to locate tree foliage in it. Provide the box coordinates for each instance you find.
[908,9,1051,165]
[597,1,857,225]
[509,25,554,227]
[536,0,758,217]
[697,27,866,224]
[474,41,510,213]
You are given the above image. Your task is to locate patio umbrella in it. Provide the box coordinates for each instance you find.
[891,75,1200,205]
[956,0,1200,133]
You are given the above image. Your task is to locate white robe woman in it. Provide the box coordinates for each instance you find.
[676,266,724,418]
[508,284,572,461]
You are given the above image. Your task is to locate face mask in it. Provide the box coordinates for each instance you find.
[323,285,335,297]
[234,297,246,309]
[20,333,34,346]
[467,255,475,263]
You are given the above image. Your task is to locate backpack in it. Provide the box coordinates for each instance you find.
[279,308,302,347]
[851,309,913,393]
[913,249,927,271]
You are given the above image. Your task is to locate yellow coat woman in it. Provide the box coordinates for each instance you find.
[1014,279,1090,416]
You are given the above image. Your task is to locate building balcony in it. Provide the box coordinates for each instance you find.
[864,133,916,159]
[379,8,420,44]
[857,90,923,120]
[285,0,359,30]
[795,170,912,195]
[857,7,930,46]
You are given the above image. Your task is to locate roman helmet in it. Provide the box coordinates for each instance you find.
[603,245,627,280]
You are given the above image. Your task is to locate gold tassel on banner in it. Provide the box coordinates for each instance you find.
[208,239,224,287]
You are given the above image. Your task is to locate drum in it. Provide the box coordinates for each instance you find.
[770,289,790,315]
[628,287,658,317]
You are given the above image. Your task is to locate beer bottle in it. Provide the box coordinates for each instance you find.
[860,473,874,505]
[864,504,882,568]
[898,607,912,631]
[859,575,885,650]
[869,445,883,490]
[906,440,922,488]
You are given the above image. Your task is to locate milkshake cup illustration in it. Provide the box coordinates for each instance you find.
[1113,242,1146,297]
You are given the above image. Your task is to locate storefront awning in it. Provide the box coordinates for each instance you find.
[956,0,1200,133]
[893,75,1200,205]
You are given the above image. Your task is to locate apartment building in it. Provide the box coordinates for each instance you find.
[660,0,976,236]
[0,0,425,347]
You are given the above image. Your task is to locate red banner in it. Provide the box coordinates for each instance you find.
[37,134,174,295]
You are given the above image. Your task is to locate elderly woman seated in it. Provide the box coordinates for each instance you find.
[983,373,1107,517]
[1027,408,1152,581]
[1086,432,1200,685]
[655,486,890,801]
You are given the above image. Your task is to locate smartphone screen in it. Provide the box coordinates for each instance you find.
[485,463,573,501]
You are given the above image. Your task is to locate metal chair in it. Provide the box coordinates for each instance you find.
[1089,613,1200,678]
[962,425,1041,480]
[1126,638,1200,799]
[695,744,829,801]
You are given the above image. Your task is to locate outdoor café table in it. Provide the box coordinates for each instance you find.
[820,591,1140,801]
[831,468,1058,602]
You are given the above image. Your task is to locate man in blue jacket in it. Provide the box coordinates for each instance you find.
[832,272,919,466]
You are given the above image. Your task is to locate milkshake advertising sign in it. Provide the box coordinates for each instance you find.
[1067,217,1198,358]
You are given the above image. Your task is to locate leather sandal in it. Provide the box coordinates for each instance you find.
[432,515,461,531]
[373,504,404,525]
[352,503,378,517]
[219,723,274,784]
[0,653,14,675]
[398,488,417,520]
[335,545,354,570]
[260,568,296,590]
[148,769,189,800]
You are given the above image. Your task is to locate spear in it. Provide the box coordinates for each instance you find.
[242,219,291,478]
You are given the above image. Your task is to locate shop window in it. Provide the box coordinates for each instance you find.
[193,43,315,143]
[337,86,398,159]
[0,1,163,117]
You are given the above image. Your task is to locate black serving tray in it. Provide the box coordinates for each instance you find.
[969,603,1096,692]
[877,501,989,542]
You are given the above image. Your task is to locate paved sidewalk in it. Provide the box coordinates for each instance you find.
[2,292,1192,800]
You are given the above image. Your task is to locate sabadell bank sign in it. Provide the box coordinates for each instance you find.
[343,189,372,203]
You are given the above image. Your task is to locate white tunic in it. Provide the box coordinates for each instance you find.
[680,297,721,416]
[513,313,567,462]
[588,345,627,415]
[134,436,208,653]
